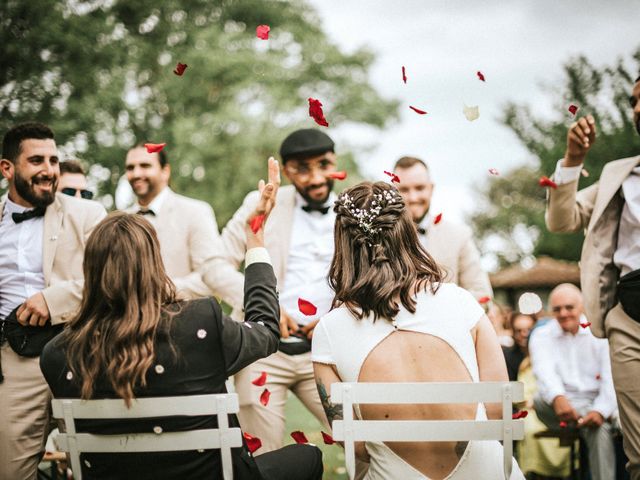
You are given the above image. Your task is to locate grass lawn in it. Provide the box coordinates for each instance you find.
[283,393,348,480]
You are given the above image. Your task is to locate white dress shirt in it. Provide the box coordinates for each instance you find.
[133,186,170,226]
[529,317,617,418]
[279,193,336,326]
[0,198,46,320]
[554,160,640,275]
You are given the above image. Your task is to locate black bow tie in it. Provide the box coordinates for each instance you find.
[302,204,330,215]
[137,209,156,216]
[12,207,46,224]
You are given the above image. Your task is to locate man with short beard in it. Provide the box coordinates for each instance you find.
[545,74,640,478]
[0,122,106,479]
[208,129,338,452]
[123,143,237,302]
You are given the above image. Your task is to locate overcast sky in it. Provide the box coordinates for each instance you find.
[307,0,639,222]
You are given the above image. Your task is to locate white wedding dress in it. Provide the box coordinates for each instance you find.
[312,283,525,480]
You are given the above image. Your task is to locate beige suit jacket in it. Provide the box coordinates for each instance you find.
[0,193,106,325]
[423,219,493,300]
[205,185,298,314]
[546,155,640,337]
[126,188,240,303]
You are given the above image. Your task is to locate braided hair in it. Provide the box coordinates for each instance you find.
[330,181,443,321]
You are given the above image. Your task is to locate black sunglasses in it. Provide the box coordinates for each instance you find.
[61,187,94,200]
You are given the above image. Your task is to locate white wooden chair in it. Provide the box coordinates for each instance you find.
[51,393,242,480]
[331,381,525,479]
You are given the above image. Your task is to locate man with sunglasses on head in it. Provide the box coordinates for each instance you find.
[59,160,93,199]
[0,122,106,479]
[545,73,640,478]
[208,129,339,453]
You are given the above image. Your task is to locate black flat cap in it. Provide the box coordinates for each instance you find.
[279,129,335,163]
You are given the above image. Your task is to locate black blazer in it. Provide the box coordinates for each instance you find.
[41,262,280,480]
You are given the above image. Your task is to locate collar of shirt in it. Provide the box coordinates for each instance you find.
[295,191,336,214]
[2,196,36,223]
[417,213,433,234]
[136,186,170,215]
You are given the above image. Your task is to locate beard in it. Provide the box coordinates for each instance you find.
[298,179,334,207]
[14,172,57,209]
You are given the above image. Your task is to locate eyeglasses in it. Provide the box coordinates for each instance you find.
[285,157,337,179]
[61,187,94,200]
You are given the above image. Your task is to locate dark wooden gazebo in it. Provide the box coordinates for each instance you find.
[490,256,580,309]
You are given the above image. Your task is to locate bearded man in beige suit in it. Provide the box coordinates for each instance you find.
[545,75,640,478]
[123,144,239,304]
[393,156,492,300]
[205,129,339,453]
[0,122,106,479]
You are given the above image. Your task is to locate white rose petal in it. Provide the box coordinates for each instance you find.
[66,371,73,381]
[519,292,543,315]
[155,364,165,374]
[197,329,207,339]
[463,105,480,122]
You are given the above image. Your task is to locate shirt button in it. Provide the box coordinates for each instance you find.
[153,426,163,434]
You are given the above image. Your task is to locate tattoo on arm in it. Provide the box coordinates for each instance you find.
[317,379,343,425]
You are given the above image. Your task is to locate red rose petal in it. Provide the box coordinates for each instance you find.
[538,176,558,189]
[383,170,400,183]
[409,105,427,115]
[433,213,443,225]
[290,431,309,444]
[579,322,591,329]
[477,71,486,82]
[596,374,601,380]
[298,298,317,316]
[478,296,491,304]
[173,62,187,76]
[243,432,262,453]
[249,214,266,234]
[488,168,499,176]
[144,143,166,154]
[322,431,336,445]
[568,104,579,116]
[512,410,528,419]
[329,171,347,180]
[402,66,407,84]
[252,371,267,386]
[308,98,329,127]
[559,421,567,428]
[259,388,270,406]
[256,25,270,40]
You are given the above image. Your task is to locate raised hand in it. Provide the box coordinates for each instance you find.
[563,114,596,167]
[246,157,280,247]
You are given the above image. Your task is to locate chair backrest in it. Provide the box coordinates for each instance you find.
[331,381,525,480]
[51,393,242,480]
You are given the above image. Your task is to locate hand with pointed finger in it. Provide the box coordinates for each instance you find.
[17,292,51,327]
[246,156,281,248]
[563,114,596,167]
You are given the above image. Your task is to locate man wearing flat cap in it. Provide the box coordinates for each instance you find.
[207,129,338,452]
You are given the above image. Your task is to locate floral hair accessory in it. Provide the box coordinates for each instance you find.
[336,188,403,244]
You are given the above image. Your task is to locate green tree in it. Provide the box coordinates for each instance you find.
[1,0,398,223]
[473,48,640,267]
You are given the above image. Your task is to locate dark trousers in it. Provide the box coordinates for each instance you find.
[255,444,323,480]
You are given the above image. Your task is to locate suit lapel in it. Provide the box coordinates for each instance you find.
[588,156,640,232]
[43,195,64,285]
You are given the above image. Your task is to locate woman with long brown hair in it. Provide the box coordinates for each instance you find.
[311,181,524,479]
[40,159,323,480]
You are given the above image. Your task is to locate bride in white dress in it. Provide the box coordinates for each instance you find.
[311,182,524,479]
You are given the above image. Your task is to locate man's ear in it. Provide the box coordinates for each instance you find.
[0,158,15,181]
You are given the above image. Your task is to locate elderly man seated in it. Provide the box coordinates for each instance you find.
[530,283,617,480]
